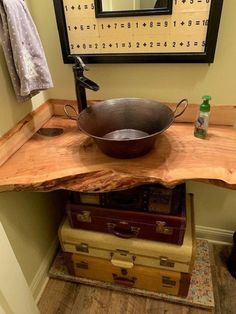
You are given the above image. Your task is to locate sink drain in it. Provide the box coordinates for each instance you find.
[37,128,64,137]
[103,129,149,140]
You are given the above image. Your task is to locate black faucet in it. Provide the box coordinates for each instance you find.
[73,56,99,113]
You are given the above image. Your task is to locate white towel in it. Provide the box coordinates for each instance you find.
[0,0,53,102]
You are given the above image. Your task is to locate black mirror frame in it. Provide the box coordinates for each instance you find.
[94,0,172,18]
[53,0,223,64]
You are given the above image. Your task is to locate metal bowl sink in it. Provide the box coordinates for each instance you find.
[66,98,188,158]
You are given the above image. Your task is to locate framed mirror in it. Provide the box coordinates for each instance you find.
[53,0,223,64]
[94,0,173,18]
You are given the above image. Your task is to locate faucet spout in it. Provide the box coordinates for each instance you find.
[76,75,100,92]
[73,56,99,113]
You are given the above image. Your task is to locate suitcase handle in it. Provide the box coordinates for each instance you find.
[107,222,140,239]
[112,273,136,287]
[111,254,134,269]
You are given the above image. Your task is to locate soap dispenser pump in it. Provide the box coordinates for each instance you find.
[194,95,211,139]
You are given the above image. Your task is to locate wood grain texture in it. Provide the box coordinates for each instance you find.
[38,279,213,314]
[0,114,235,192]
[0,99,235,192]
[212,245,236,314]
[0,101,53,167]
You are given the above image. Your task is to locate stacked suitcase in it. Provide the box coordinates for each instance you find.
[59,184,196,297]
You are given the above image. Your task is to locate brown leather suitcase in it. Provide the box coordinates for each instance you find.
[71,183,185,215]
[63,252,191,297]
[66,194,186,244]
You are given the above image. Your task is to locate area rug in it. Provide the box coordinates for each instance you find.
[49,239,215,310]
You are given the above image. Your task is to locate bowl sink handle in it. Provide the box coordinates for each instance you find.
[64,104,78,121]
[173,99,188,118]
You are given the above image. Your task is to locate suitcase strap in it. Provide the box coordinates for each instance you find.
[112,274,136,287]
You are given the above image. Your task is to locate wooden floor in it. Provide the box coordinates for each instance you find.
[38,244,236,314]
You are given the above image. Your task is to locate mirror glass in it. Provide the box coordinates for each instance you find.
[95,0,172,17]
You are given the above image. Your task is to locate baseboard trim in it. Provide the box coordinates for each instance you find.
[196,225,234,245]
[30,238,59,303]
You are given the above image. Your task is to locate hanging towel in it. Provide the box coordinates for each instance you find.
[0,0,53,102]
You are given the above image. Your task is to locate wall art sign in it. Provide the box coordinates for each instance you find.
[53,0,223,63]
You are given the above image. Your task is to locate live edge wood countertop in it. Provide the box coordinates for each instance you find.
[0,99,236,193]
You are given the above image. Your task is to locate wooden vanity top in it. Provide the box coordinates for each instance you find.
[0,99,236,192]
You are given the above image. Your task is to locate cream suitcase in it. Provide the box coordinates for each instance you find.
[59,194,196,273]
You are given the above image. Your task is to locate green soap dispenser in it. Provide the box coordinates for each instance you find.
[194,95,211,139]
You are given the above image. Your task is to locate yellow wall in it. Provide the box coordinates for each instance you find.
[0,49,33,136]
[0,0,50,136]
[30,0,235,233]
[0,0,62,291]
[0,0,235,295]
[0,46,48,136]
[0,192,64,285]
[31,1,235,105]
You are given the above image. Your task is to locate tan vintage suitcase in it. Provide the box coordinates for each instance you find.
[63,252,191,297]
[59,194,195,273]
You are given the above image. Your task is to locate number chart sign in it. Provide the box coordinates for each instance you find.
[53,0,223,63]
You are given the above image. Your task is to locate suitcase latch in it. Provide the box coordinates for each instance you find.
[156,221,173,235]
[76,211,91,223]
[75,242,89,253]
[162,276,177,286]
[160,256,175,268]
[76,261,89,269]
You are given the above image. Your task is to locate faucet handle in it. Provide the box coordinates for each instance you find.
[74,56,89,71]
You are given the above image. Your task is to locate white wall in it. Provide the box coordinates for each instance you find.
[0,222,39,314]
[187,182,236,232]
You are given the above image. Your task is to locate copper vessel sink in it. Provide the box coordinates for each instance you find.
[65,98,188,158]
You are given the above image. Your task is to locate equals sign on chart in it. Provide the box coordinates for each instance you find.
[194,42,198,46]
[157,42,161,46]
[197,0,202,2]
[121,24,125,28]
[196,21,200,25]
[157,22,161,27]
[87,25,90,30]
